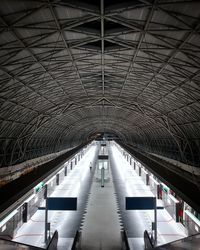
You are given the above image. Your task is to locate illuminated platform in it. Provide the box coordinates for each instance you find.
[12,144,97,249]
[110,143,187,249]
[1,141,197,250]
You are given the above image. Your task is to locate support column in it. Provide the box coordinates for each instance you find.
[146,174,149,185]
[44,184,48,244]
[64,166,67,176]
[101,167,105,187]
[154,197,157,246]
[139,167,141,176]
[56,173,59,185]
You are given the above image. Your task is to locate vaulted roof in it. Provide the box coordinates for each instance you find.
[0,0,200,167]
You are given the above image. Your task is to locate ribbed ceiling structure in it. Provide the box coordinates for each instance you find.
[0,0,200,167]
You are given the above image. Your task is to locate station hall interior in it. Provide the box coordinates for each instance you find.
[0,0,200,249]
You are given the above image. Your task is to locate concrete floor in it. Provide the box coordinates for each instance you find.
[80,167,122,250]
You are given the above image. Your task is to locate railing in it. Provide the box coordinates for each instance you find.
[144,230,154,249]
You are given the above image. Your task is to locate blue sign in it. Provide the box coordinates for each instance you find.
[126,197,155,210]
[47,197,77,210]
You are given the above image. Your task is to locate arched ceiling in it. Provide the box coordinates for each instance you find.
[0,0,200,167]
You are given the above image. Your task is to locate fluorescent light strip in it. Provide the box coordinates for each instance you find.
[45,176,55,185]
[1,224,6,232]
[24,193,35,203]
[141,168,148,174]
[0,210,18,228]
[185,210,200,227]
[150,176,159,185]
[161,182,169,190]
[169,194,179,203]
[58,168,64,174]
